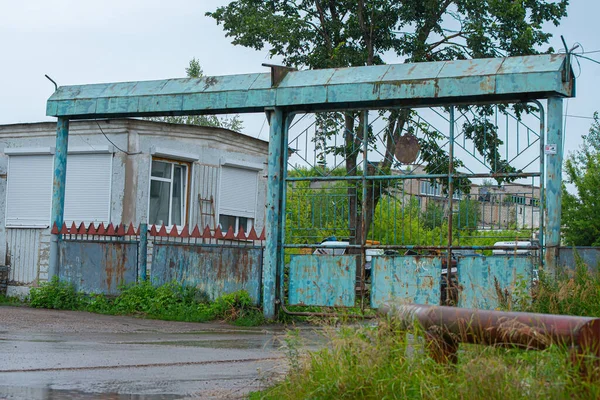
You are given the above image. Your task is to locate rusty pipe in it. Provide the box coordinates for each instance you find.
[380,303,600,355]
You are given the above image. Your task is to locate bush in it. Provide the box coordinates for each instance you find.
[28,278,264,326]
[30,277,83,310]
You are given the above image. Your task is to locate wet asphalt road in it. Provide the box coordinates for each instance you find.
[0,306,315,399]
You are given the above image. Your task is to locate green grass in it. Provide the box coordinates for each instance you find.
[252,321,600,399]
[0,293,22,306]
[26,278,265,326]
[521,257,600,317]
[254,258,600,399]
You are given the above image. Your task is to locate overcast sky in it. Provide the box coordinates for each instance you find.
[1,1,599,158]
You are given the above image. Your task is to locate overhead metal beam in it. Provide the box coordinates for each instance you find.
[47,54,574,119]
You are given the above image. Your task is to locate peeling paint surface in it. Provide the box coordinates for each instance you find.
[458,255,533,309]
[371,256,441,308]
[58,240,138,295]
[288,255,356,307]
[46,55,573,118]
[151,244,262,304]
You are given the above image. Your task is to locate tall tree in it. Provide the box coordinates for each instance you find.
[562,112,600,246]
[208,1,568,244]
[150,58,244,132]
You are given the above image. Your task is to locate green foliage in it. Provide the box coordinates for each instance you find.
[0,294,24,306]
[30,277,83,310]
[148,58,244,132]
[562,112,600,246]
[422,201,445,230]
[209,0,567,243]
[251,320,597,400]
[29,279,264,326]
[286,179,352,244]
[453,197,481,230]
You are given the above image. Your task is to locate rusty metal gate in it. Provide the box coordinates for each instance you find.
[281,103,543,314]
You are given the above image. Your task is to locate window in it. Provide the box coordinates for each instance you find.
[6,153,112,227]
[64,153,112,224]
[421,181,451,197]
[149,159,189,226]
[219,166,258,233]
[509,195,527,205]
[420,180,461,199]
[6,155,53,227]
[219,214,254,234]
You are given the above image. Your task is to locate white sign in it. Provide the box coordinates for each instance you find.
[544,144,557,155]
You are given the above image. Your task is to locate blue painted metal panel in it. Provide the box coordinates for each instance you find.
[46,54,574,118]
[370,256,441,308]
[58,240,138,295]
[559,247,600,271]
[458,256,533,310]
[288,255,356,307]
[151,244,263,304]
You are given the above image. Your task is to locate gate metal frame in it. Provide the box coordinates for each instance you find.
[46,54,574,318]
[278,102,545,316]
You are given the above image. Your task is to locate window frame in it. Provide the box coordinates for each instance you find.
[147,157,191,227]
[218,214,254,235]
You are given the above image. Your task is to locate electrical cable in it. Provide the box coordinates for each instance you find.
[566,114,597,120]
[95,120,141,155]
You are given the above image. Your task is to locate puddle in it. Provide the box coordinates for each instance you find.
[0,386,182,400]
[124,338,281,350]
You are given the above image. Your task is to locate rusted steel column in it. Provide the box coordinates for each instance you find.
[381,303,600,371]
[48,117,69,280]
[544,97,564,275]
[264,108,286,319]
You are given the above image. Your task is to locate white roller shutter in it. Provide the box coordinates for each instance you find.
[6,153,112,227]
[64,153,112,224]
[6,155,53,227]
[219,166,258,218]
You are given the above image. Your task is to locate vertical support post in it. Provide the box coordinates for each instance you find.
[446,106,455,305]
[264,107,285,319]
[48,117,69,280]
[360,110,369,305]
[139,223,148,281]
[531,100,546,268]
[544,97,564,275]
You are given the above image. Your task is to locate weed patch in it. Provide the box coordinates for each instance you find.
[28,278,265,326]
[518,255,600,316]
[252,321,600,399]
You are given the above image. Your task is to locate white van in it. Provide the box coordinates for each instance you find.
[492,241,534,255]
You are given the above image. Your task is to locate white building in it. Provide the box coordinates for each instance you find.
[0,119,268,296]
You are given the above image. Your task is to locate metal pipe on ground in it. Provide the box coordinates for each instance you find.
[380,303,600,377]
